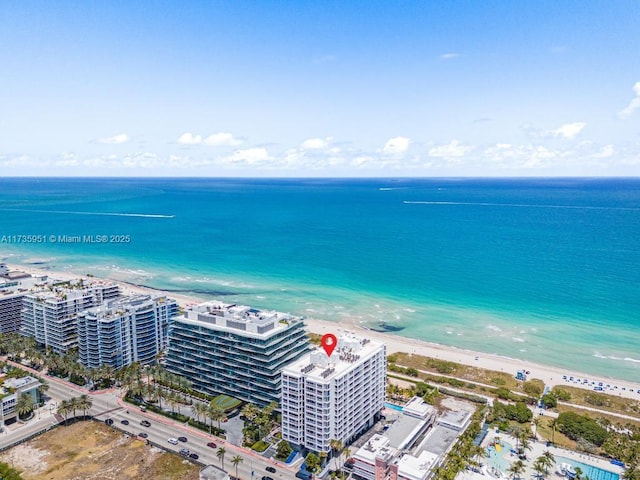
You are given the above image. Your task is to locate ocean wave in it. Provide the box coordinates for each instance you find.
[486,324,502,332]
[512,337,525,343]
[403,201,640,211]
[593,352,640,364]
[0,208,175,218]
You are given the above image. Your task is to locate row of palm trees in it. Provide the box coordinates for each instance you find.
[214,446,245,479]
[191,400,226,434]
[56,394,93,424]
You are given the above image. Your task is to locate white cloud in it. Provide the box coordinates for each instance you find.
[301,137,332,150]
[382,136,411,155]
[225,148,271,165]
[428,139,474,158]
[440,53,461,59]
[593,144,615,158]
[553,122,586,139]
[204,132,242,147]
[618,81,640,119]
[177,132,202,145]
[98,133,129,144]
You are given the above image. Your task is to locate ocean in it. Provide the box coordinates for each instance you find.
[1,177,639,381]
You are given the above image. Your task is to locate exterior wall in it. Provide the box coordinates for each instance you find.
[281,340,386,453]
[165,309,310,406]
[21,283,120,354]
[0,293,25,334]
[78,296,178,369]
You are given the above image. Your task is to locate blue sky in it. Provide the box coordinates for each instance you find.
[1,1,639,176]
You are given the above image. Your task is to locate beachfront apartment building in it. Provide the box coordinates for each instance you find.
[21,280,120,354]
[77,295,178,369]
[164,301,311,406]
[281,333,386,454]
[0,264,49,334]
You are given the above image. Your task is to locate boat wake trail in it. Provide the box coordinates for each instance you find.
[0,208,175,218]
[403,201,640,211]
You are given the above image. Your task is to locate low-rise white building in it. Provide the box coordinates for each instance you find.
[281,333,386,453]
[0,375,41,426]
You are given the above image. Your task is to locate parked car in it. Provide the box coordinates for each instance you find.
[189,453,199,460]
[140,420,151,427]
[266,467,276,473]
[207,442,217,448]
[139,432,148,439]
[168,438,179,445]
[179,448,190,456]
[178,436,187,443]
[120,419,129,425]
[262,476,274,480]
[105,419,114,426]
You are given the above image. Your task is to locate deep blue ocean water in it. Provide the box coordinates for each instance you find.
[1,177,639,381]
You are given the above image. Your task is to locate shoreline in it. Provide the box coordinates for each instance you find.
[6,262,640,400]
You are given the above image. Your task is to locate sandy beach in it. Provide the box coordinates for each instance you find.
[7,262,640,401]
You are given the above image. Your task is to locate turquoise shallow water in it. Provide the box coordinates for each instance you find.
[1,177,639,381]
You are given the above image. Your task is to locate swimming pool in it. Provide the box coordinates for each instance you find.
[384,402,404,411]
[485,439,514,475]
[555,456,620,480]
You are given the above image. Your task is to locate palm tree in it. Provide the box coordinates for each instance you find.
[508,460,526,480]
[192,402,202,422]
[241,403,258,423]
[549,419,557,445]
[574,467,584,480]
[533,458,547,480]
[77,394,93,418]
[541,450,555,472]
[16,393,35,421]
[217,447,227,470]
[57,399,72,424]
[231,455,244,479]
[209,404,225,431]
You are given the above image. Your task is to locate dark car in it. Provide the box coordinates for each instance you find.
[179,448,190,456]
[121,419,129,425]
[140,420,151,427]
[178,436,187,442]
[139,432,148,439]
[189,453,199,460]
[266,467,276,474]
[262,476,274,480]
[207,442,217,448]
[105,419,114,426]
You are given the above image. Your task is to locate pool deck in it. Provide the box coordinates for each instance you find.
[478,431,625,480]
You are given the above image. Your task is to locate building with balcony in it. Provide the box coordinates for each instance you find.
[0,265,49,334]
[78,294,178,369]
[281,333,386,454]
[21,279,120,354]
[164,301,311,406]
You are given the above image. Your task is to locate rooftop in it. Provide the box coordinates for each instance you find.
[284,332,385,381]
[437,410,472,430]
[395,450,439,480]
[84,294,175,319]
[403,397,436,420]
[353,434,397,464]
[385,412,428,451]
[4,376,41,390]
[178,300,304,339]
[419,425,460,456]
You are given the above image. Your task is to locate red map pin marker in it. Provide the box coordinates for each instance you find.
[321,333,337,357]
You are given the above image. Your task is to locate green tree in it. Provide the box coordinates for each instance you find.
[231,455,243,480]
[306,452,320,473]
[77,394,92,418]
[217,447,227,470]
[57,399,72,424]
[276,441,293,461]
[16,393,34,421]
[508,460,526,480]
[0,460,24,480]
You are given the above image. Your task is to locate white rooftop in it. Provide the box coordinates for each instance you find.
[395,451,439,480]
[284,332,385,381]
[353,434,397,464]
[403,396,435,420]
[179,300,304,339]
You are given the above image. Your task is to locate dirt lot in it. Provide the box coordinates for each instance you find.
[0,421,200,480]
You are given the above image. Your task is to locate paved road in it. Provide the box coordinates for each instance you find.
[3,361,300,480]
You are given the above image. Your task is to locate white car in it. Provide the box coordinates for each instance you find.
[168,438,179,445]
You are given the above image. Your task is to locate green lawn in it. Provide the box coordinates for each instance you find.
[212,395,241,412]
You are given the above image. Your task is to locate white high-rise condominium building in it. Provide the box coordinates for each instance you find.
[281,333,386,453]
[21,280,120,354]
[78,295,178,369]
